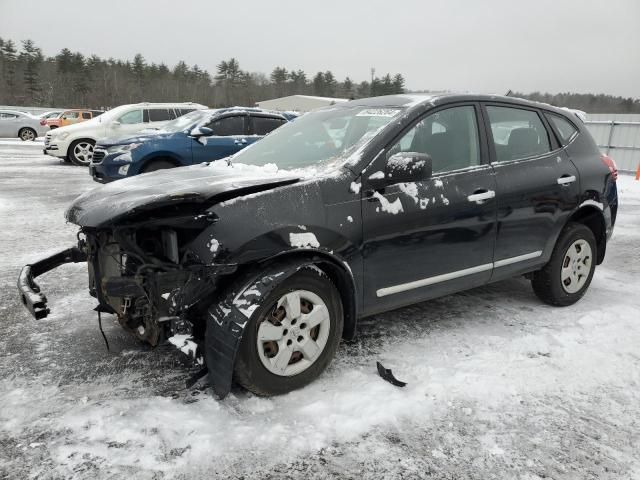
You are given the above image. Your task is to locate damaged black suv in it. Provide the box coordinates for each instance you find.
[18,94,618,397]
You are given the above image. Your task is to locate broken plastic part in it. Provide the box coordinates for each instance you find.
[376,361,407,387]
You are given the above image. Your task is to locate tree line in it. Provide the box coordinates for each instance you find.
[1,38,638,113]
[0,38,406,109]
[507,90,640,114]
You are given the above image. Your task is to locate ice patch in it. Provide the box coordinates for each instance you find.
[350,181,361,194]
[289,232,320,248]
[168,334,200,364]
[208,238,220,253]
[398,182,419,204]
[368,171,384,180]
[347,216,353,223]
[373,192,404,215]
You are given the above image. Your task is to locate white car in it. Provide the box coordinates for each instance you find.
[43,102,207,166]
[0,110,49,140]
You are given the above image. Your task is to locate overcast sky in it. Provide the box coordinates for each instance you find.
[1,0,639,97]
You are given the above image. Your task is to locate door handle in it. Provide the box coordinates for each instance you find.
[467,189,495,204]
[557,175,576,186]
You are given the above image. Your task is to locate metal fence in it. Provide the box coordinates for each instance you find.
[585,114,640,172]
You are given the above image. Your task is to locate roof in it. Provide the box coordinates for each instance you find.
[345,92,576,116]
[294,95,349,103]
[256,95,349,104]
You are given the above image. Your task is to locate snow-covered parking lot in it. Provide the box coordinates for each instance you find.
[1,140,639,479]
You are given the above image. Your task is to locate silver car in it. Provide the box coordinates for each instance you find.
[0,110,49,141]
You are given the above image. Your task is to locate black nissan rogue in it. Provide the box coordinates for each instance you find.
[18,93,618,397]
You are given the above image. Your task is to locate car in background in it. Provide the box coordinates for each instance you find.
[39,110,64,120]
[46,109,104,129]
[0,109,49,140]
[44,102,207,166]
[90,108,296,182]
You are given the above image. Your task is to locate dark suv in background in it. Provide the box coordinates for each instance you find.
[19,94,618,398]
[89,108,296,182]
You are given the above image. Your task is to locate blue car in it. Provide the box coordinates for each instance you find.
[89,108,296,182]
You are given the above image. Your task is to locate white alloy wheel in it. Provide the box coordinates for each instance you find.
[561,239,592,294]
[73,141,94,164]
[256,290,331,377]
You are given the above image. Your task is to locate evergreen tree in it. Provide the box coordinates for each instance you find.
[392,73,405,94]
[312,72,325,96]
[1,39,18,103]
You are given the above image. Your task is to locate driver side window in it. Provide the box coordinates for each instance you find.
[207,115,246,136]
[118,109,143,125]
[388,106,480,174]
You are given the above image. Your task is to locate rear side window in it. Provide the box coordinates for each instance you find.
[177,108,196,117]
[81,112,91,119]
[546,113,578,144]
[208,115,246,136]
[147,108,177,122]
[486,106,551,162]
[65,111,80,119]
[252,116,286,135]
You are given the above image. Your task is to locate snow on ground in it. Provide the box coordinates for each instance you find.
[1,143,639,479]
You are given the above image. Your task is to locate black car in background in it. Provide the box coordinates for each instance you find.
[19,93,618,398]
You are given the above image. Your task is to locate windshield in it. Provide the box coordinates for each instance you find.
[229,106,403,170]
[159,109,212,133]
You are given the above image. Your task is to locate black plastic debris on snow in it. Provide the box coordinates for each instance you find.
[376,361,407,387]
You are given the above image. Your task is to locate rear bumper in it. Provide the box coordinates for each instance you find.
[17,246,87,319]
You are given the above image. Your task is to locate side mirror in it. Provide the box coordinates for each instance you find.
[369,151,432,189]
[190,126,213,137]
[61,116,67,120]
[112,120,121,127]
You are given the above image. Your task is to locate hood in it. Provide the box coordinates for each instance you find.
[66,162,300,227]
[97,131,179,148]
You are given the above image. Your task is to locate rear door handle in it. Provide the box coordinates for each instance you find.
[467,189,495,204]
[557,175,576,186]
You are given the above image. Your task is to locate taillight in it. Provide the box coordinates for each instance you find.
[600,154,618,181]
[40,119,46,126]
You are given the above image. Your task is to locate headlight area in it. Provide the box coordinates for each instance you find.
[84,217,234,351]
[107,143,142,155]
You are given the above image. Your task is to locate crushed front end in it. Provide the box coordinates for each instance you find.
[81,217,236,354]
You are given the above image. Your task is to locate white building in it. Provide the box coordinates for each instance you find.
[256,95,349,113]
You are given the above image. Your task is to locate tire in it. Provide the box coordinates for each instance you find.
[19,128,36,141]
[233,268,344,396]
[141,159,176,173]
[68,139,95,166]
[532,223,597,306]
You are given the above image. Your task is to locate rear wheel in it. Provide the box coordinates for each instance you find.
[68,139,95,166]
[19,128,36,141]
[532,223,597,306]
[141,159,176,173]
[233,268,343,396]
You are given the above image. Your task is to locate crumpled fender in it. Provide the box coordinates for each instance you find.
[205,259,316,399]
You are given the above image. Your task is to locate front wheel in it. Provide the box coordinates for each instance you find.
[532,223,597,306]
[68,139,95,166]
[19,128,36,141]
[233,268,343,396]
